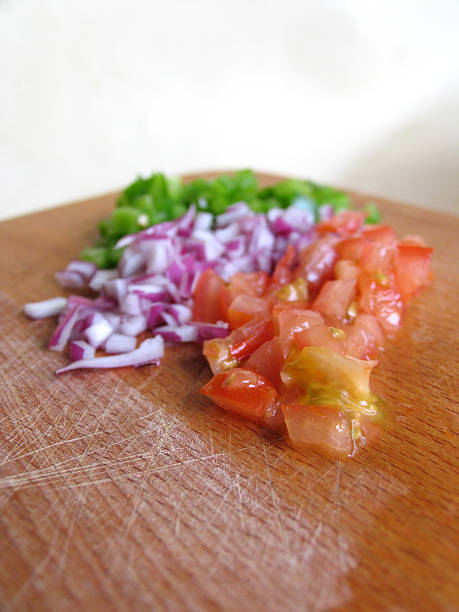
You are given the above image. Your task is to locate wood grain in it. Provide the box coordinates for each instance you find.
[0,172,457,612]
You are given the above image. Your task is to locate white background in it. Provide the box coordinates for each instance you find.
[1,0,458,220]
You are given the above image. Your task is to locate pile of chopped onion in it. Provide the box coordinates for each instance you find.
[24,202,329,373]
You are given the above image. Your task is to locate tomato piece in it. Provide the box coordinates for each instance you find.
[245,337,285,393]
[268,244,296,292]
[275,308,323,357]
[294,237,338,296]
[227,294,271,329]
[200,368,280,427]
[399,235,427,247]
[312,279,356,319]
[358,274,404,335]
[344,313,385,360]
[336,236,366,262]
[220,271,269,318]
[295,322,346,355]
[334,259,360,281]
[395,243,433,303]
[318,210,366,237]
[281,403,353,459]
[360,241,396,276]
[192,269,226,323]
[275,277,308,302]
[281,346,378,416]
[203,316,274,374]
[362,225,397,244]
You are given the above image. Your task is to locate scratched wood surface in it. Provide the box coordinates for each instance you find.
[0,172,458,612]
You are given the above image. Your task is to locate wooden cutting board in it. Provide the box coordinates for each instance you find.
[0,172,457,612]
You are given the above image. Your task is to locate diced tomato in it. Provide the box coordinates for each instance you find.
[227,294,271,329]
[344,313,384,360]
[294,237,338,296]
[318,210,366,237]
[281,346,377,412]
[245,337,285,393]
[220,271,269,318]
[268,244,296,292]
[336,236,366,262]
[395,243,433,303]
[334,259,360,281]
[295,322,346,355]
[360,241,396,276]
[275,308,323,357]
[312,279,356,319]
[192,268,226,323]
[281,403,353,459]
[203,316,274,374]
[362,225,397,244]
[274,277,308,302]
[200,368,280,427]
[399,235,427,247]
[358,274,404,335]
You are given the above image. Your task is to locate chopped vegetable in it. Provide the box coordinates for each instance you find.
[81,170,352,268]
[200,208,433,458]
[22,172,426,461]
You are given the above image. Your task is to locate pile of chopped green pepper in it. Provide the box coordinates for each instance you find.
[80,169,379,268]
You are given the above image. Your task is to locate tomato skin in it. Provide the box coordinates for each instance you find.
[335,259,360,281]
[245,337,285,393]
[268,244,296,292]
[294,237,338,295]
[344,313,384,360]
[395,243,433,303]
[275,308,323,357]
[220,271,269,318]
[193,269,226,323]
[227,295,271,329]
[318,210,366,237]
[200,368,280,427]
[336,236,366,262]
[358,274,404,335]
[312,279,356,320]
[281,403,353,459]
[203,316,274,374]
[362,225,397,244]
[360,241,396,276]
[295,323,346,355]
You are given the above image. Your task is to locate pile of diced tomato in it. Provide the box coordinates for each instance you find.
[194,211,433,458]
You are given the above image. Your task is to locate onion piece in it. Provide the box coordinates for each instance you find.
[56,336,164,374]
[48,305,81,352]
[89,269,118,292]
[192,321,229,342]
[105,333,137,354]
[84,317,113,348]
[119,314,147,336]
[24,297,67,319]
[69,340,96,362]
[155,325,198,343]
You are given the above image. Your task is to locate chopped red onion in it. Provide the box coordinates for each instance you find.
[84,317,113,348]
[69,340,96,361]
[119,250,144,278]
[155,325,198,343]
[119,314,147,336]
[48,305,81,352]
[56,336,164,374]
[44,199,320,373]
[89,269,118,292]
[192,321,229,342]
[24,297,67,319]
[104,333,137,354]
[55,270,86,289]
